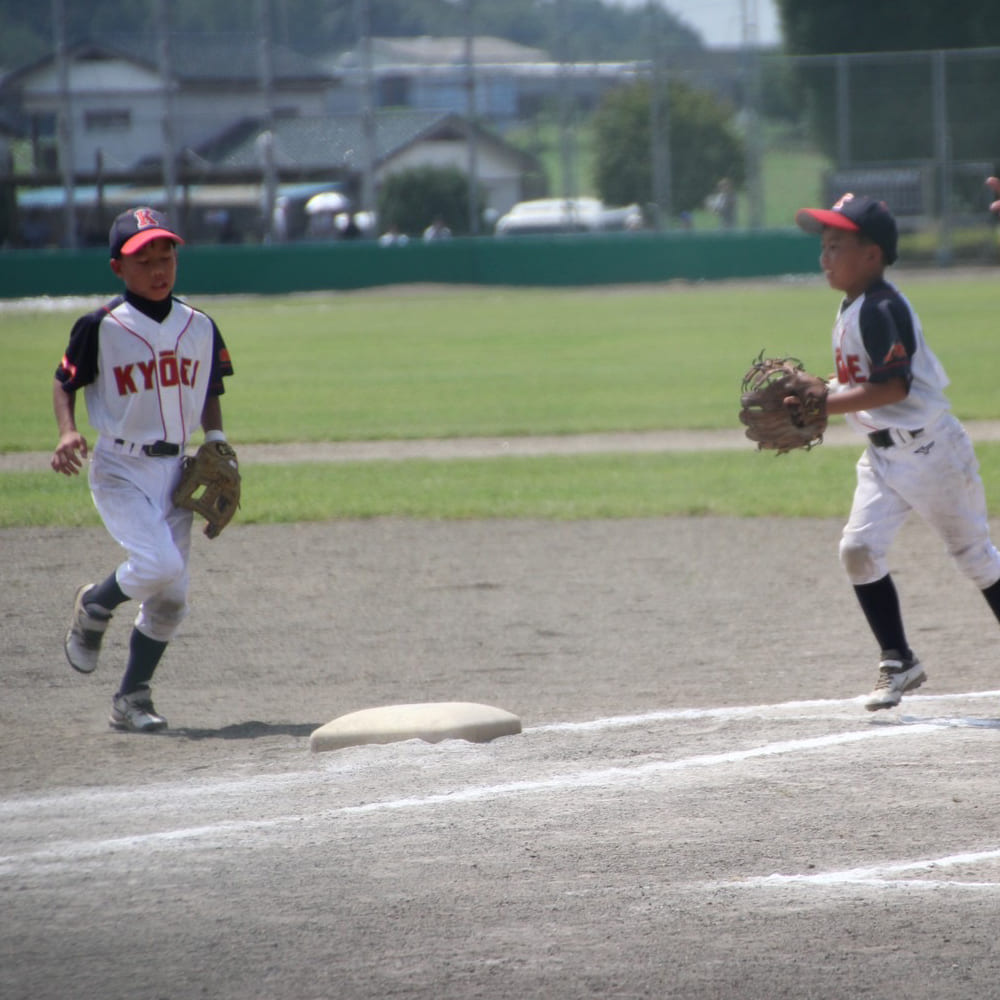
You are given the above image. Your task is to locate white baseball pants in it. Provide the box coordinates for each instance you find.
[88,438,193,642]
[840,413,1000,590]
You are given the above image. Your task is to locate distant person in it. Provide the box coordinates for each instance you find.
[21,209,51,248]
[378,224,409,247]
[271,197,289,243]
[423,216,452,241]
[710,178,736,229]
[218,212,241,244]
[340,213,362,240]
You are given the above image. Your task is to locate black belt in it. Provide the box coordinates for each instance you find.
[868,428,923,449]
[114,438,181,457]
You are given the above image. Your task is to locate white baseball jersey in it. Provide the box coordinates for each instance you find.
[57,294,231,446]
[831,277,950,434]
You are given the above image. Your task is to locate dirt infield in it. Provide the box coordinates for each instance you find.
[4,513,1000,1000]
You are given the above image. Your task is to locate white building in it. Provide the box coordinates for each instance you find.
[331,35,643,120]
[1,35,337,175]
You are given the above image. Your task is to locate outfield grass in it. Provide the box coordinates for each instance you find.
[9,284,840,451]
[11,443,1000,528]
[5,274,1000,525]
[0,448,859,527]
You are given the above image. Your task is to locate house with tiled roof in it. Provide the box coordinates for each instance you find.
[0,35,337,175]
[215,109,543,220]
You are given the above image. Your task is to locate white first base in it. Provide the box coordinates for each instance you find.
[309,701,522,753]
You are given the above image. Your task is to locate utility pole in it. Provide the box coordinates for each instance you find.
[647,1,672,229]
[556,0,576,218]
[157,0,178,224]
[52,0,77,248]
[355,0,377,232]
[463,0,479,235]
[932,50,952,266]
[741,0,764,229]
[257,0,279,241]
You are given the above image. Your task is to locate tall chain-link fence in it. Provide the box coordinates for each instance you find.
[7,28,1000,261]
[765,46,1000,263]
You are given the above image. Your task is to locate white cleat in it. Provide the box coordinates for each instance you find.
[109,686,168,732]
[864,650,926,711]
[64,583,111,674]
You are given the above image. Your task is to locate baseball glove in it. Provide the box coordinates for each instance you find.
[172,441,241,538]
[739,352,828,454]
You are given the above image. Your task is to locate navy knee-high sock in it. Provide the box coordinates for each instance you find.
[85,571,129,613]
[117,629,168,696]
[853,574,912,658]
[982,578,1000,622]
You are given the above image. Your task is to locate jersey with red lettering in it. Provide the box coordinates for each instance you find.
[56,293,232,445]
[831,278,950,435]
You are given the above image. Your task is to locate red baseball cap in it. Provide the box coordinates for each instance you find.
[109,207,184,259]
[795,193,898,265]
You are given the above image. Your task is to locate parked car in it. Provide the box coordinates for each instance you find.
[494,197,643,236]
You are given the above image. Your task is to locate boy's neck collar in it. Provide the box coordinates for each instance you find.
[842,274,888,307]
[124,289,173,322]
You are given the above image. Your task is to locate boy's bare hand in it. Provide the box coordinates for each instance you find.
[51,432,88,476]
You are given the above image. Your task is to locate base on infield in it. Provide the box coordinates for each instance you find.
[309,701,522,753]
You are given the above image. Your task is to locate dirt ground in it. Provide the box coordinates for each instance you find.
[5,511,1000,1000]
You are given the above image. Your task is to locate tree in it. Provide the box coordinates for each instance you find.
[777,0,1000,168]
[376,165,472,236]
[591,79,745,219]
[777,0,1000,56]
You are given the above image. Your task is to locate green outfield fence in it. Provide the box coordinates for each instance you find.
[0,230,819,300]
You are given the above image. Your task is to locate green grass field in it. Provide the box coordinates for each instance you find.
[5,273,1000,526]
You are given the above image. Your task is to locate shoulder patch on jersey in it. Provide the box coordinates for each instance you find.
[883,342,907,364]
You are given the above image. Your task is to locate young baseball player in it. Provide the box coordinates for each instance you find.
[795,193,1000,710]
[51,207,234,732]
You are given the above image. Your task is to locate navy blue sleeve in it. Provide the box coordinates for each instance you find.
[54,305,110,391]
[206,319,234,397]
[858,284,916,386]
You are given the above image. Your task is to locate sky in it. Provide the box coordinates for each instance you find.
[609,0,782,48]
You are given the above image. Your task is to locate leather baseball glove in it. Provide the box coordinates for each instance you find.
[172,441,241,538]
[739,353,828,454]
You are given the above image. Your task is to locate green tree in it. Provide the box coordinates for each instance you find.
[592,79,745,218]
[777,0,1000,55]
[376,165,472,236]
[777,0,1000,168]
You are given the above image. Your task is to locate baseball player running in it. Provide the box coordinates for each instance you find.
[795,193,1000,710]
[51,207,234,732]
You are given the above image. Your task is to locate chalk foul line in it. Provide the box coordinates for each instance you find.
[527,690,1000,734]
[0,722,943,869]
[723,846,1000,891]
